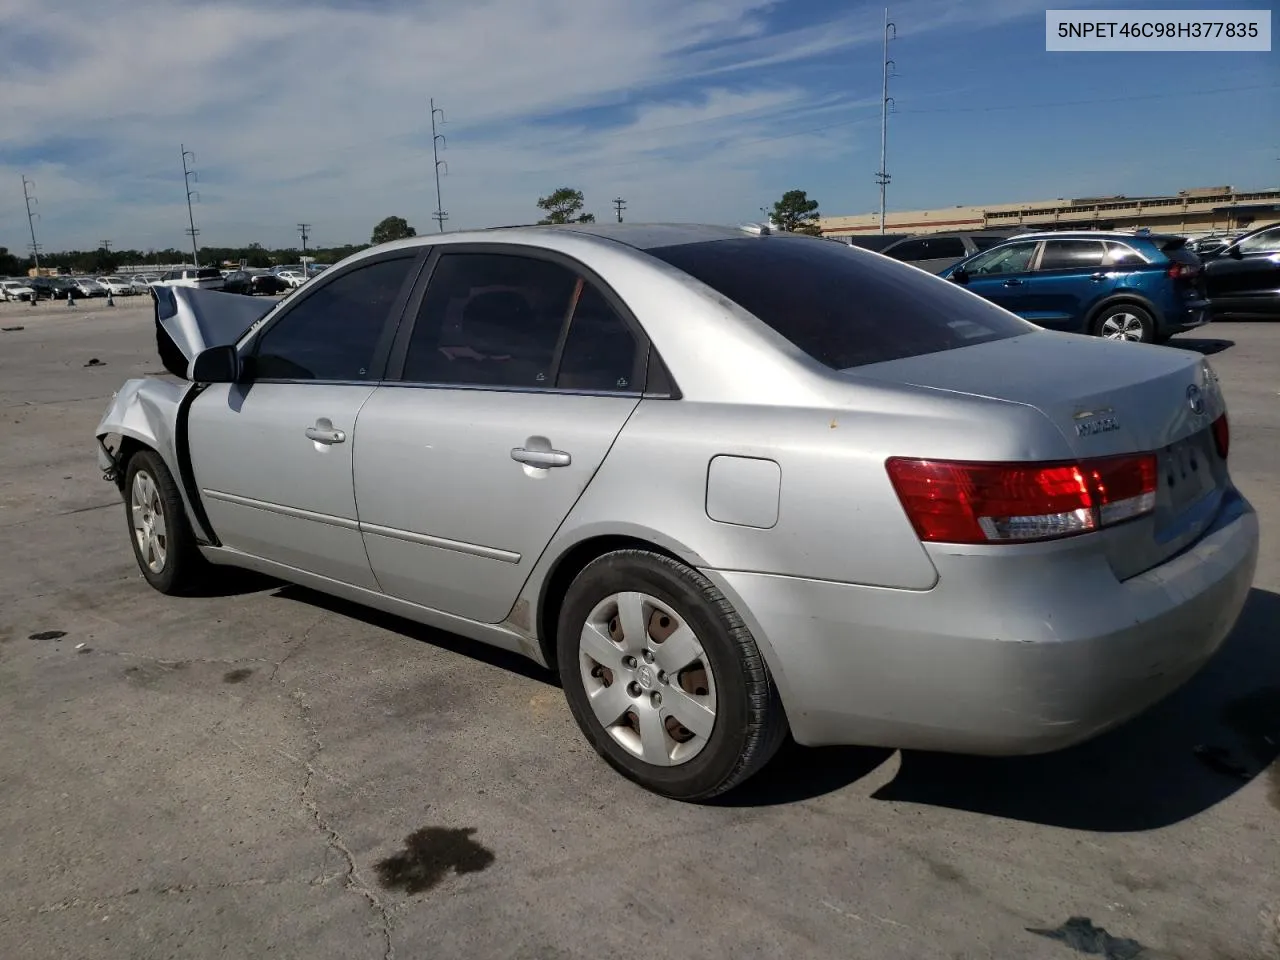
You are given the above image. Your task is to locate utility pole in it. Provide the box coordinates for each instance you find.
[181,144,201,265]
[875,7,897,235]
[613,197,627,223]
[99,240,112,254]
[21,176,41,271]
[430,98,448,232]
[297,223,310,255]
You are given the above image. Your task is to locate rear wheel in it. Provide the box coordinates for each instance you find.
[556,549,788,800]
[123,450,205,594]
[1094,304,1154,343]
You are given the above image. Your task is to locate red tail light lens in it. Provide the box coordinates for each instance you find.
[886,454,1158,545]
[1167,262,1200,279]
[1211,412,1229,459]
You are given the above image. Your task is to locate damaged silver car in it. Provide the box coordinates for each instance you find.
[96,225,1259,800]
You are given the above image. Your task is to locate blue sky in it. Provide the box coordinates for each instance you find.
[0,0,1275,252]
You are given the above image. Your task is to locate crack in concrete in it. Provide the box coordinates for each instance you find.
[0,501,119,531]
[291,686,395,960]
[100,649,277,667]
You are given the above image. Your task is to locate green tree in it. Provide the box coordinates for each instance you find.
[0,247,24,275]
[770,189,821,235]
[371,216,417,245]
[536,187,595,224]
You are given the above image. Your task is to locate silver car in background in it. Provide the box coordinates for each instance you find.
[95,223,1258,800]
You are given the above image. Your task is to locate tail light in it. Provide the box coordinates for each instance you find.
[1167,262,1200,279]
[1211,412,1229,459]
[886,454,1158,545]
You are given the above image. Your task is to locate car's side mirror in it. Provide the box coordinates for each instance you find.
[189,344,241,383]
[950,268,969,284]
[1228,244,1243,259]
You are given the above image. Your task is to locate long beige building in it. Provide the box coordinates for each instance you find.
[819,185,1280,238]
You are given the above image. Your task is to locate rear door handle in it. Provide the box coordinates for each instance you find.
[511,447,571,468]
[1090,272,1107,282]
[1002,278,1023,287]
[305,424,346,444]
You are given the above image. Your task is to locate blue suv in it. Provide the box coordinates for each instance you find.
[938,231,1209,343]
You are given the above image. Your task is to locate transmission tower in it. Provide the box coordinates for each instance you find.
[875,8,897,235]
[613,197,627,222]
[21,176,42,270]
[181,144,201,265]
[430,98,449,232]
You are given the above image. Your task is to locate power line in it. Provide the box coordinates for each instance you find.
[876,7,896,235]
[181,144,201,266]
[430,98,448,232]
[21,176,41,270]
[613,197,626,222]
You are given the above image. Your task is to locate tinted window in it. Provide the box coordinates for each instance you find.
[1238,226,1280,255]
[970,235,1007,251]
[962,241,1039,276]
[556,283,641,392]
[1038,240,1108,271]
[252,256,415,381]
[885,236,968,262]
[402,252,639,391]
[1104,242,1146,265]
[196,268,221,279]
[646,236,1032,370]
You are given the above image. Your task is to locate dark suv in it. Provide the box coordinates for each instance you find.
[939,231,1209,343]
[878,231,1013,274]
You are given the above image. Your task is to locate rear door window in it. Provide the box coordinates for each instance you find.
[1037,240,1108,271]
[646,236,1033,371]
[1237,226,1280,255]
[885,236,967,262]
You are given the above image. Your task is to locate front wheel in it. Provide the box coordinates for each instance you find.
[557,549,788,801]
[1094,304,1155,343]
[123,450,205,594]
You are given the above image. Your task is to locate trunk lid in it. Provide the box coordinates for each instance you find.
[852,331,1228,579]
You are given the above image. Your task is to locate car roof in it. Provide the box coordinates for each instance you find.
[1010,230,1179,242]
[373,222,768,257]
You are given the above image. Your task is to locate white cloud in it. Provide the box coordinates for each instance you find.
[0,0,1049,252]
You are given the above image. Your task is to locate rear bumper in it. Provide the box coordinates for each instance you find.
[1163,298,1212,334]
[706,488,1258,753]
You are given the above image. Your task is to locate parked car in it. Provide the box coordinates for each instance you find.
[1188,235,1235,257]
[26,276,60,300]
[0,279,36,301]
[222,269,289,297]
[275,269,306,289]
[129,275,161,294]
[71,277,106,297]
[95,223,1256,801]
[939,231,1209,343]
[827,233,915,252]
[1200,222,1280,320]
[154,267,226,290]
[96,276,134,296]
[878,231,1013,274]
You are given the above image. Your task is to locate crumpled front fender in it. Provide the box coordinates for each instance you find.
[94,377,214,542]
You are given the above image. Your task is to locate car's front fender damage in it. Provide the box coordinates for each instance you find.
[95,377,218,544]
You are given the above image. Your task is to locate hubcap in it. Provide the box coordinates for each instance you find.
[130,470,168,574]
[1100,312,1145,341]
[578,591,717,766]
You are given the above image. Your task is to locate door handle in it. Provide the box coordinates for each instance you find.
[511,447,571,468]
[305,425,346,444]
[1002,278,1023,287]
[1090,272,1107,282]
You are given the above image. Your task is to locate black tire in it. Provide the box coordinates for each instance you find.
[556,549,788,801]
[123,449,205,594]
[1092,303,1155,343]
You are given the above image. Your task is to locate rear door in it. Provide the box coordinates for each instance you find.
[187,251,422,587]
[1020,238,1113,330]
[1205,225,1280,316]
[953,239,1041,315]
[353,246,647,623]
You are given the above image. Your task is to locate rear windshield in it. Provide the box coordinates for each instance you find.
[646,236,1034,370]
[196,268,222,279]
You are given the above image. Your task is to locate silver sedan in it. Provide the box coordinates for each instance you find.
[94,223,1259,800]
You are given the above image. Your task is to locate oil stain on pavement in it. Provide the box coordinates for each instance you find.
[29,630,67,641]
[223,668,254,684]
[374,826,495,894]
[1027,917,1146,959]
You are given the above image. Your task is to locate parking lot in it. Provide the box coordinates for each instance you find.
[0,296,1276,960]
